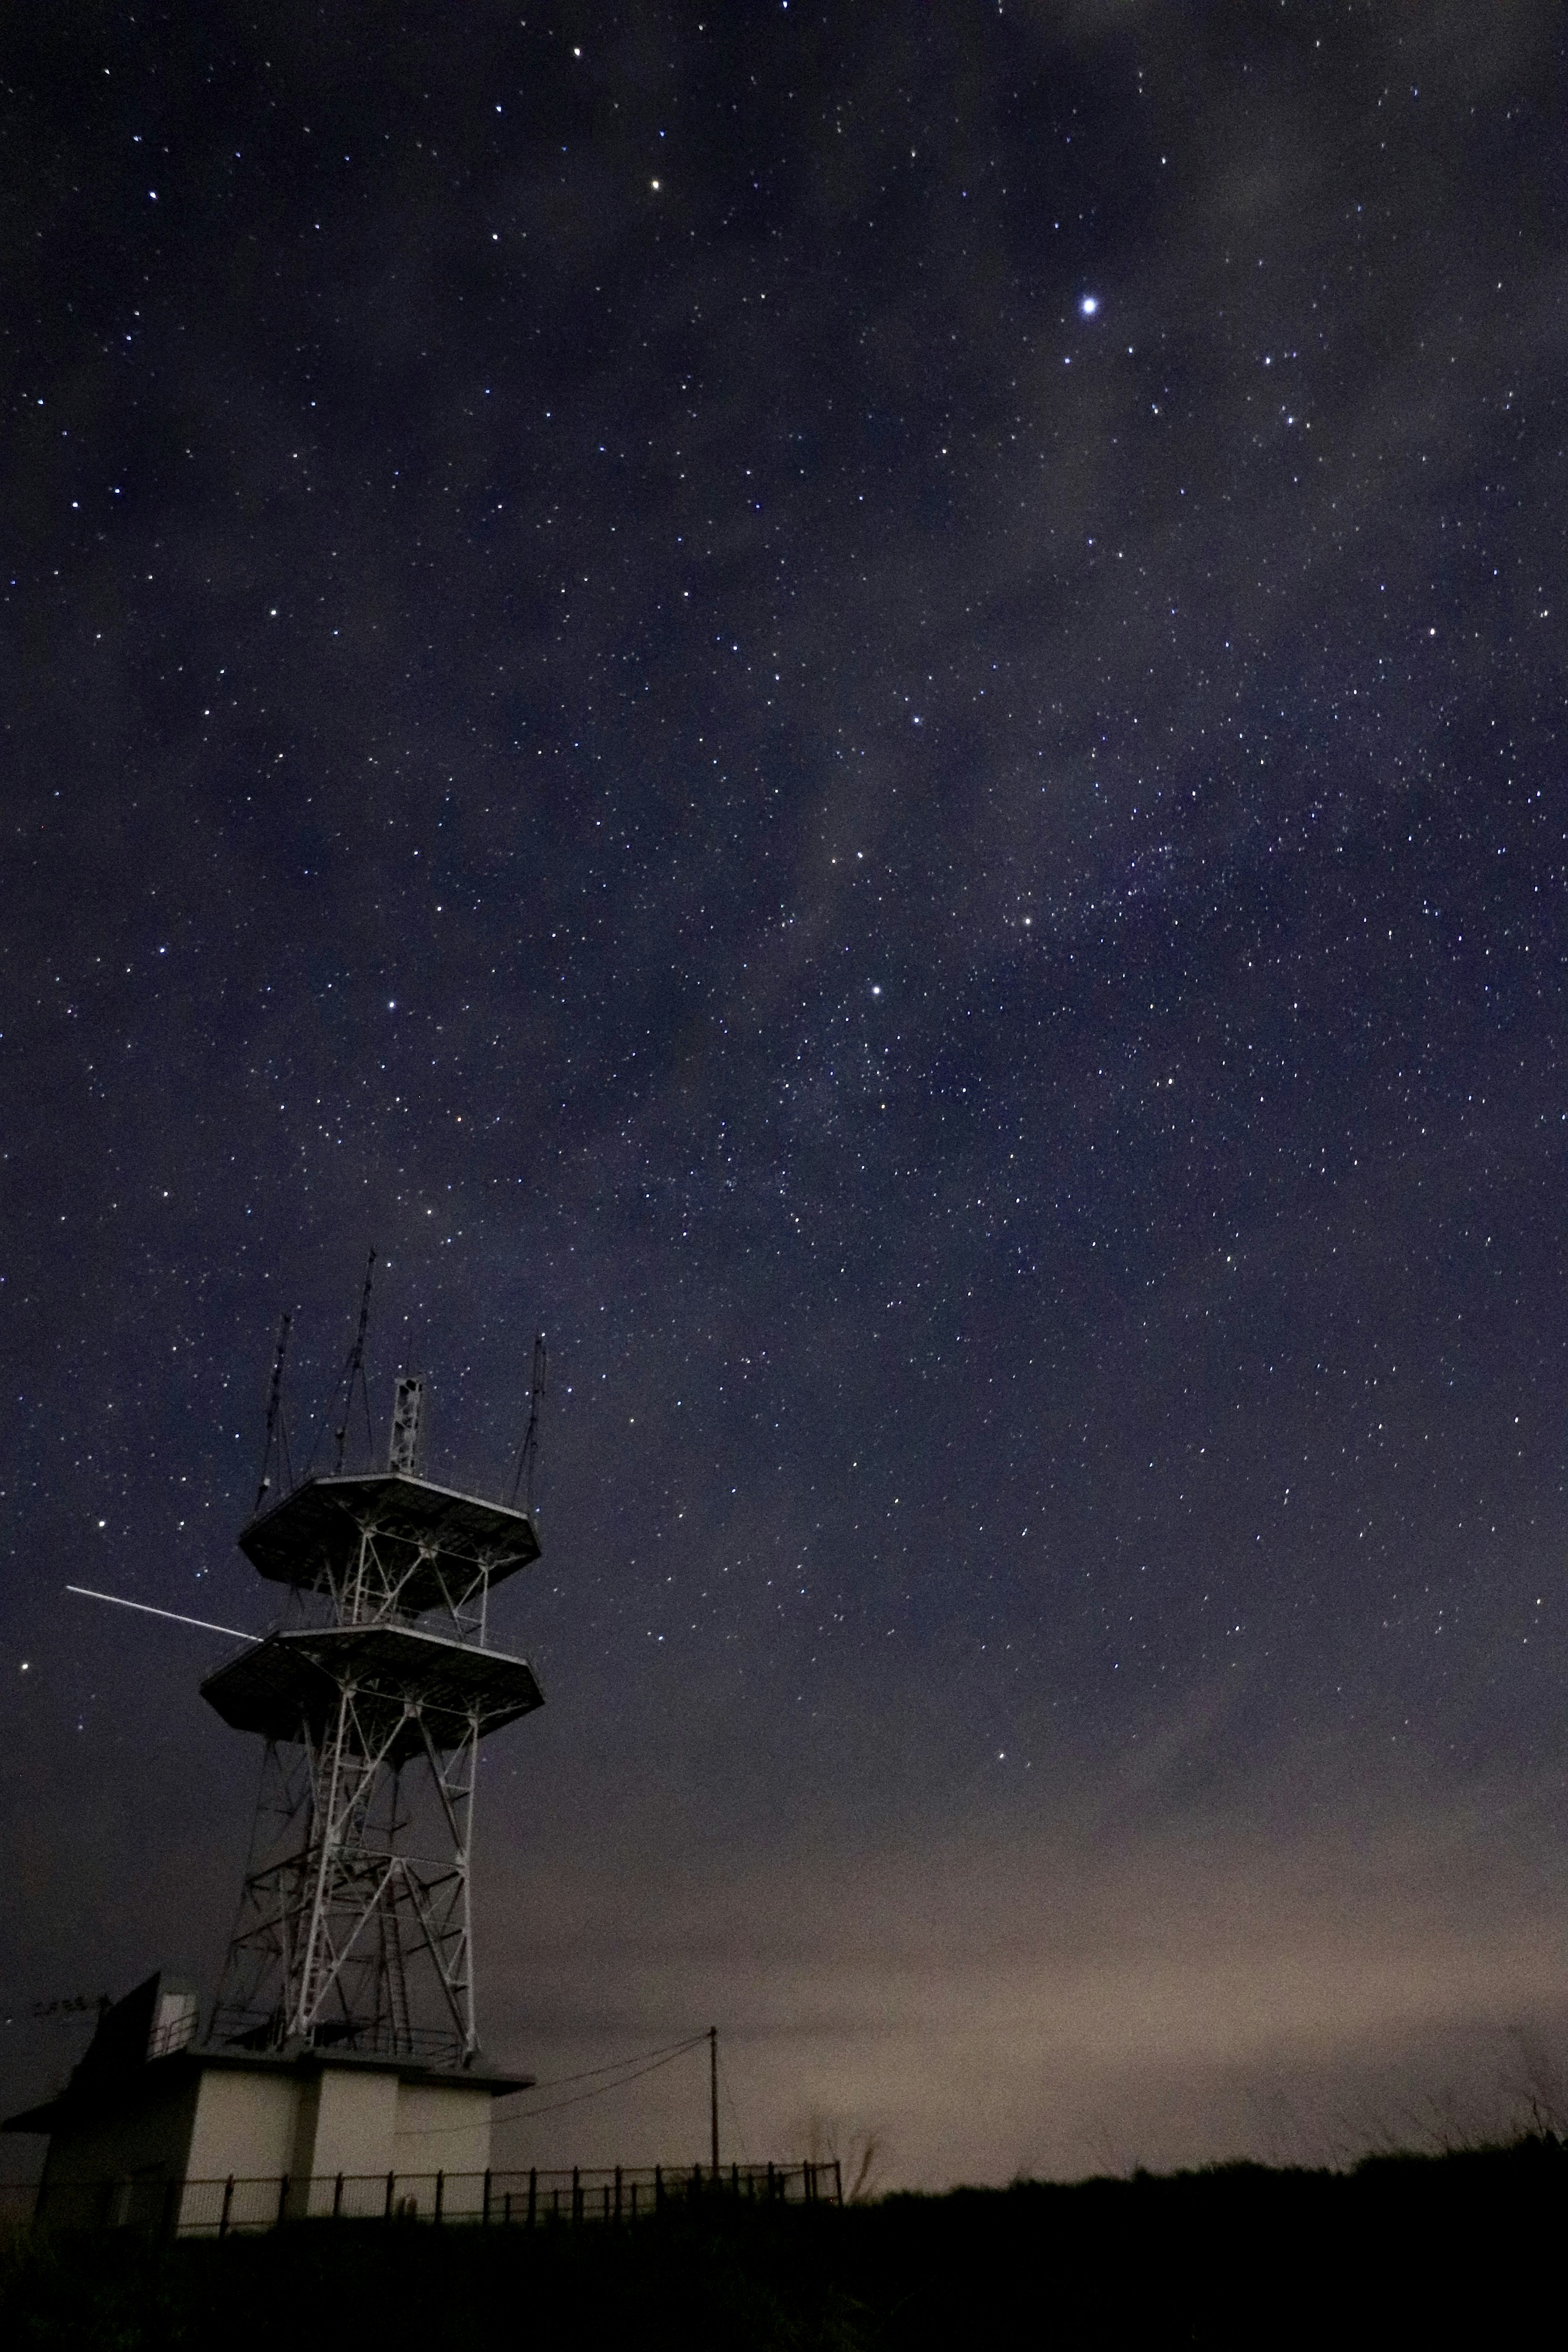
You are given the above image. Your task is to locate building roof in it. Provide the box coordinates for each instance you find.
[4,2042,534,2135]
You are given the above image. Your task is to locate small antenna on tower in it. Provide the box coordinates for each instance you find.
[509,1333,548,1513]
[254,1313,294,1512]
[299,1247,379,1481]
[334,1247,377,1473]
[389,1374,425,1477]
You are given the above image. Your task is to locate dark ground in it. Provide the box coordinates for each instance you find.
[2,2136,1562,2349]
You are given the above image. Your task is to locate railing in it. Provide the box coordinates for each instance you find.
[145,2007,200,2061]
[206,2016,465,2065]
[28,2160,843,2236]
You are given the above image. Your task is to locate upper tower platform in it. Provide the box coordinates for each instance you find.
[236,1472,541,1618]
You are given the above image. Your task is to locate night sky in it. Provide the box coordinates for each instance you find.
[5,2,1568,2189]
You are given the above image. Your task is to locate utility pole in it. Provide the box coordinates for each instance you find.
[709,2026,719,2176]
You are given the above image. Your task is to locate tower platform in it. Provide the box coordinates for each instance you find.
[238,1471,541,1614]
[201,1623,544,1757]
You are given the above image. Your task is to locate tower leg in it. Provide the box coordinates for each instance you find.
[212,1694,481,2062]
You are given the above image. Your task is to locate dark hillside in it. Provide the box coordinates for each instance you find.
[4,2135,1562,2350]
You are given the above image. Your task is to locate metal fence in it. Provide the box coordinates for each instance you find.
[28,2160,843,2236]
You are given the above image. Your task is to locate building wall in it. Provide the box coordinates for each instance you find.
[31,2058,498,2230]
[289,2067,400,2216]
[394,2081,492,2214]
[37,2062,199,2225]
[186,2067,299,2182]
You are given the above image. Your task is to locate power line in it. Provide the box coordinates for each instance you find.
[330,2032,715,2140]
[519,2031,709,2092]
[499,2035,710,2123]
[410,2034,708,2139]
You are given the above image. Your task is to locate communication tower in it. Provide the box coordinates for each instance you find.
[205,1370,544,2065]
[7,1315,553,2216]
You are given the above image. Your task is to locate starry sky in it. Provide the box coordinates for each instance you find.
[5,1,1568,2189]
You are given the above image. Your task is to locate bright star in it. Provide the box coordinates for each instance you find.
[1079,294,1099,316]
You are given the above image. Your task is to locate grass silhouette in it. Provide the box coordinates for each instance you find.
[4,2133,1562,2348]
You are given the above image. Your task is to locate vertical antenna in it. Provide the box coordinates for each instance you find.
[254,1313,294,1512]
[709,2025,719,2177]
[389,1375,425,1477]
[334,1248,377,1474]
[509,1333,548,1512]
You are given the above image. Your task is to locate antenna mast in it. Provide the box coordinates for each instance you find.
[334,1248,377,1473]
[254,1313,293,1511]
[510,1333,548,1512]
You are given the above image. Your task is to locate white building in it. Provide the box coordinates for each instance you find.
[6,1973,525,2231]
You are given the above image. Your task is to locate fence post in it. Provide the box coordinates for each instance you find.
[766,2160,775,2201]
[332,2173,343,2220]
[276,2174,290,2229]
[219,2176,235,2238]
[435,2171,444,2223]
[384,2172,395,2220]
[655,2164,664,2212]
[614,2164,622,2223]
[483,2169,491,2225]
[571,2166,581,2225]
[527,2167,537,2228]
[834,2158,843,2206]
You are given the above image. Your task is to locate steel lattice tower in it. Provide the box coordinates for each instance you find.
[204,1377,543,2066]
